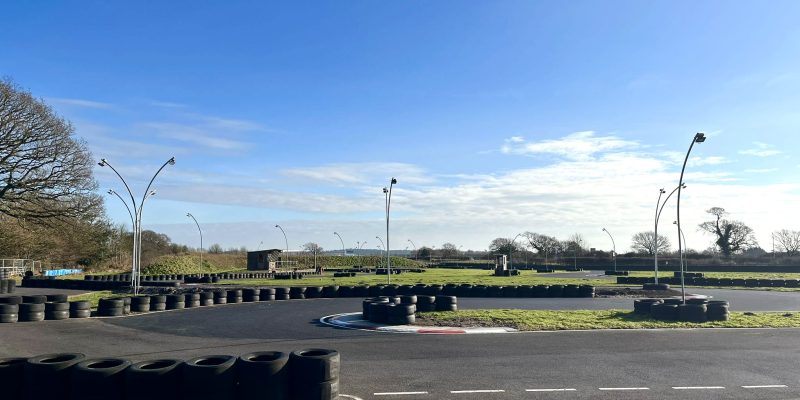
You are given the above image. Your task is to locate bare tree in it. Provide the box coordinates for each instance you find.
[522,232,560,254]
[630,231,671,255]
[774,229,800,256]
[698,207,758,257]
[440,242,458,258]
[303,242,323,253]
[0,79,100,221]
[562,233,586,255]
[208,243,223,254]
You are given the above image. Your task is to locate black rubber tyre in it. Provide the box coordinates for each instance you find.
[22,295,47,304]
[166,294,186,310]
[97,307,124,317]
[435,303,458,312]
[368,302,388,323]
[184,292,201,307]
[242,288,259,302]
[46,294,68,302]
[548,285,564,297]
[0,296,22,305]
[322,285,339,298]
[124,359,182,400]
[387,313,416,325]
[99,298,124,309]
[237,351,290,400]
[563,285,580,297]
[45,301,69,312]
[400,295,417,304]
[435,295,457,305]
[70,358,131,400]
[707,304,730,321]
[0,303,18,314]
[289,349,340,382]
[70,300,91,310]
[70,309,91,319]
[291,379,339,400]
[45,310,69,320]
[633,299,663,314]
[686,298,709,305]
[182,355,237,400]
[19,303,45,313]
[289,287,306,299]
[0,357,26,399]
[678,304,708,323]
[532,285,549,298]
[305,286,323,298]
[19,311,44,322]
[24,353,85,399]
[643,283,671,290]
[0,313,18,323]
[578,285,596,298]
[650,303,679,321]
[131,296,150,306]
[213,290,228,304]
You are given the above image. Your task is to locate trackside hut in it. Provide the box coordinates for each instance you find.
[246,249,282,271]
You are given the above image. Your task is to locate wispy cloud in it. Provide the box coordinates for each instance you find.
[149,100,187,109]
[500,131,638,161]
[282,162,433,186]
[141,122,251,150]
[47,97,114,110]
[744,168,778,174]
[740,141,781,157]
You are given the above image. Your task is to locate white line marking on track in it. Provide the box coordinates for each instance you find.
[598,387,650,391]
[672,386,725,390]
[450,389,506,394]
[742,385,788,389]
[526,388,578,392]
[374,392,429,396]
[339,395,365,400]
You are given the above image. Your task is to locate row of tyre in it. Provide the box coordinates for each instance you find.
[23,277,180,290]
[633,298,730,322]
[0,348,340,400]
[362,295,458,325]
[0,294,90,323]
[0,279,17,294]
[619,276,800,288]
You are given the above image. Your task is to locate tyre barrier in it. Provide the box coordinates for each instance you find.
[44,302,69,320]
[200,290,215,306]
[275,287,291,300]
[604,270,629,276]
[2,349,341,400]
[635,298,728,323]
[0,302,19,323]
[260,287,276,301]
[185,292,201,308]
[70,300,91,318]
[226,289,243,304]
[165,294,186,310]
[150,295,167,311]
[642,283,671,290]
[98,298,125,317]
[536,269,555,273]
[618,276,796,288]
[0,279,17,294]
[242,288,259,302]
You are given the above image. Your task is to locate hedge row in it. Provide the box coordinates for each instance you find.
[618,276,800,288]
[0,348,340,400]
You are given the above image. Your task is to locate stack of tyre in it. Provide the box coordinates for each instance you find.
[0,279,16,294]
[0,296,20,323]
[97,298,128,317]
[435,295,457,312]
[635,298,730,322]
[0,348,341,400]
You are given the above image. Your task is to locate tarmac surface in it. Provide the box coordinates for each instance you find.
[3,290,800,399]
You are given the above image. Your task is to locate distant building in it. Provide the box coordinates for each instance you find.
[246,249,282,271]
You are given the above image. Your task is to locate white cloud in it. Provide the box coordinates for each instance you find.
[47,97,114,109]
[688,156,729,166]
[282,162,434,186]
[744,168,778,174]
[500,131,638,161]
[739,141,781,157]
[141,122,252,150]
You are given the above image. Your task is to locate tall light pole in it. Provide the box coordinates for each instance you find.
[334,232,346,256]
[654,184,686,284]
[673,220,688,273]
[509,233,523,270]
[677,132,706,303]
[407,239,417,260]
[602,228,616,272]
[275,224,288,267]
[186,213,203,268]
[383,177,397,284]
[99,156,174,295]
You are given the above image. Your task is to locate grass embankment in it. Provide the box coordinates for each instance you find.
[417,309,800,330]
[141,253,246,275]
[220,268,609,287]
[67,291,119,308]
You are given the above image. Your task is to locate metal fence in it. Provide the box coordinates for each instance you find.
[0,259,42,278]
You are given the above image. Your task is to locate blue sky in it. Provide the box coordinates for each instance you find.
[2,1,799,253]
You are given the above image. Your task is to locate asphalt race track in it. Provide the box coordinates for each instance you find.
[3,292,800,399]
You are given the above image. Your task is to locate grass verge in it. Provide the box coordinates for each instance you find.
[218,269,609,287]
[416,309,800,330]
[67,290,121,308]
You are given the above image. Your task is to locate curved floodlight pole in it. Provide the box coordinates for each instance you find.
[134,190,157,294]
[510,233,523,270]
[384,178,397,284]
[654,184,686,284]
[334,232,345,256]
[107,189,136,281]
[602,228,617,272]
[677,133,706,303]
[186,213,203,269]
[407,239,417,260]
[98,159,139,291]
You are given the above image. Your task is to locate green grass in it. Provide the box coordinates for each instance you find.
[628,271,800,280]
[67,290,123,308]
[218,268,610,287]
[417,309,800,330]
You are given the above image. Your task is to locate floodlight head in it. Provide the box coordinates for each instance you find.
[382,187,388,193]
[168,157,176,165]
[673,221,678,225]
[659,188,666,193]
[391,177,397,185]
[98,158,107,167]
[186,213,191,217]
[694,132,706,143]
[602,228,607,232]
[275,224,279,228]
[681,183,687,189]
